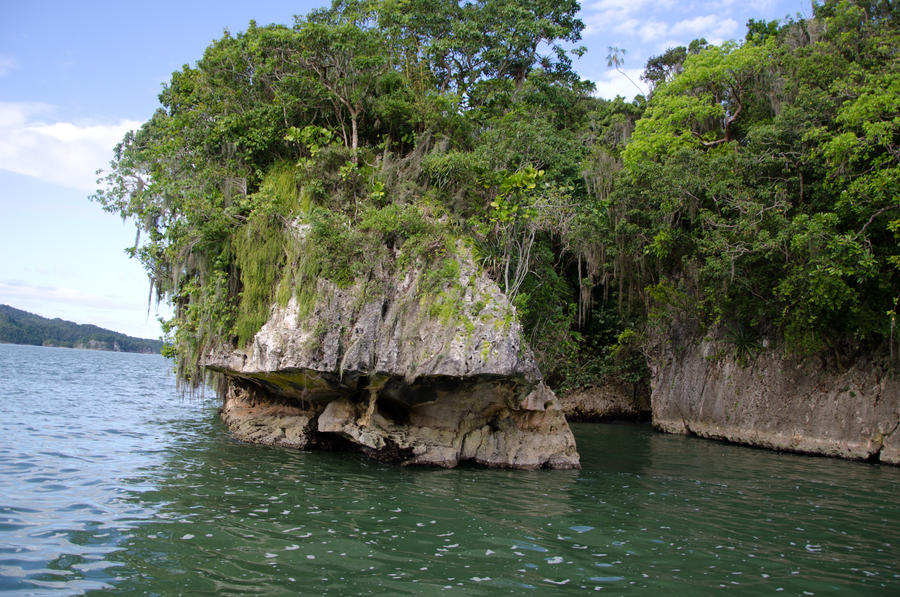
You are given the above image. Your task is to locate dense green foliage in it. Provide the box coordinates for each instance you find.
[0,305,163,353]
[617,0,899,360]
[94,0,899,389]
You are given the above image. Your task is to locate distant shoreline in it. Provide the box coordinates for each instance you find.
[0,341,163,355]
[0,304,164,355]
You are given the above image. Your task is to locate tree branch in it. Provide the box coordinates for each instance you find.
[857,205,900,238]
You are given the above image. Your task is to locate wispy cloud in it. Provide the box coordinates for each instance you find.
[0,279,166,339]
[582,0,674,37]
[671,15,740,43]
[593,67,647,101]
[615,19,671,42]
[0,102,140,192]
[0,279,139,312]
[580,0,748,64]
[0,54,18,76]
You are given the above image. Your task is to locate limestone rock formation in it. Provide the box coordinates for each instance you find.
[649,336,900,464]
[205,247,580,469]
[559,384,650,422]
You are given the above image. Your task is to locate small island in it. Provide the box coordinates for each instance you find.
[0,304,163,354]
[93,0,898,466]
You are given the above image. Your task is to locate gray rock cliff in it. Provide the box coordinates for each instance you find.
[559,384,650,422]
[650,336,900,464]
[204,246,580,469]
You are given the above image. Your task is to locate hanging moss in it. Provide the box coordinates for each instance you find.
[232,219,287,345]
[232,162,301,346]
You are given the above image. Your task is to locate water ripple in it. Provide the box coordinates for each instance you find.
[2,345,900,594]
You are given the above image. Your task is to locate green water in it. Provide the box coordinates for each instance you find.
[1,344,898,595]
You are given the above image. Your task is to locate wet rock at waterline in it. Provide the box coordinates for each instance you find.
[205,250,580,469]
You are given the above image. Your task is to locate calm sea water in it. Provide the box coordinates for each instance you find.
[1,343,898,595]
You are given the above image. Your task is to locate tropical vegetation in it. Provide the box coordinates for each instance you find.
[93,0,899,387]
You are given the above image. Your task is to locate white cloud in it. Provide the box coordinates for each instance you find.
[593,68,647,101]
[670,15,739,43]
[0,279,128,310]
[654,38,687,55]
[0,279,167,339]
[671,15,718,35]
[581,1,746,50]
[583,0,645,13]
[639,21,671,42]
[705,0,776,9]
[0,55,18,76]
[613,18,639,36]
[584,0,668,15]
[0,102,140,192]
[614,19,671,42]
[582,0,668,37]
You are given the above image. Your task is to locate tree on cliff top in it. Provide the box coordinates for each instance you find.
[94,0,899,391]
[92,0,592,386]
[610,0,899,359]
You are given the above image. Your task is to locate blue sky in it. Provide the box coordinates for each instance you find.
[0,0,809,339]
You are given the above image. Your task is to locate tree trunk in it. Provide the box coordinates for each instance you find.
[351,112,359,165]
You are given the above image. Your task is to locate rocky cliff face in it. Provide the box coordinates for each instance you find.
[559,384,650,422]
[204,246,580,469]
[650,338,900,464]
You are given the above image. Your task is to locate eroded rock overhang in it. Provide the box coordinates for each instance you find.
[202,246,580,469]
[208,366,579,469]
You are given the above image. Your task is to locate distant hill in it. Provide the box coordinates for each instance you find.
[0,304,163,354]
